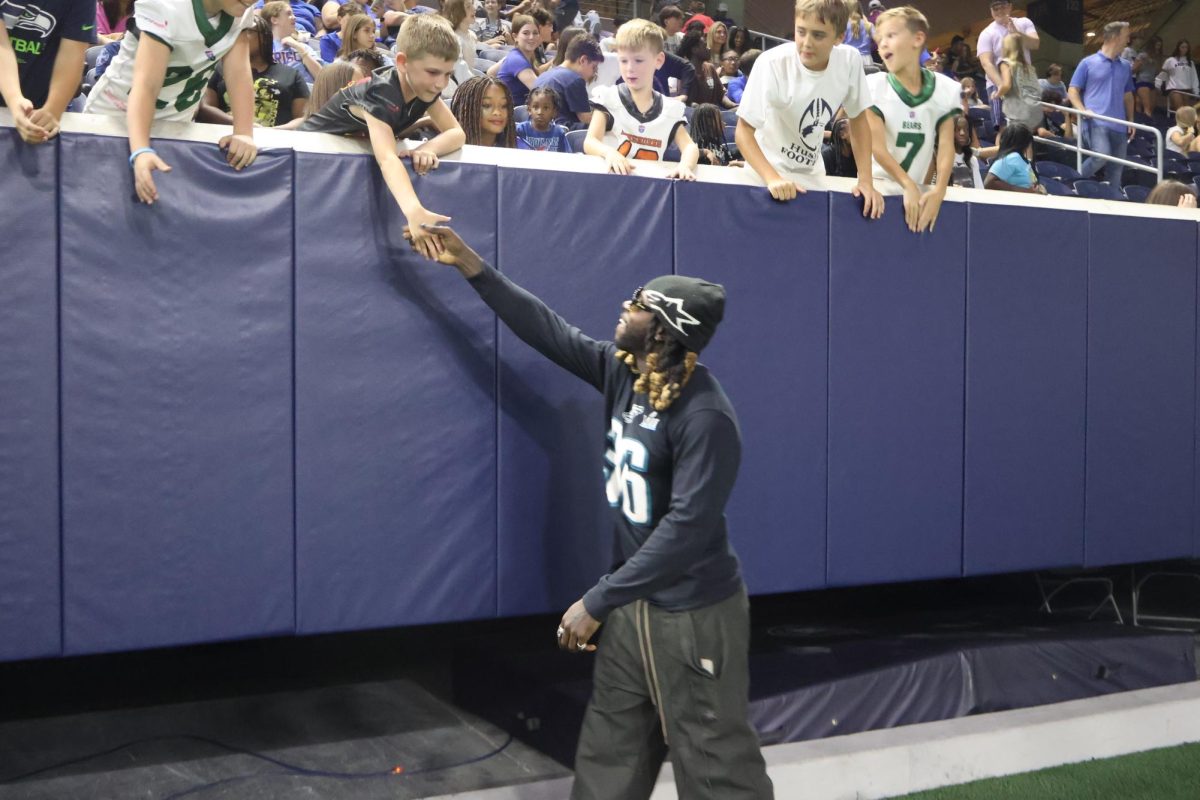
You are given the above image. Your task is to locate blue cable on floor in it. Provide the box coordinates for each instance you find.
[0,730,515,799]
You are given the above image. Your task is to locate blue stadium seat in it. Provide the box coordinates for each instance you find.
[565,129,588,152]
[721,108,738,126]
[1188,152,1200,161]
[513,105,529,123]
[967,105,994,133]
[663,143,681,162]
[1073,180,1126,201]
[684,105,695,121]
[1041,177,1075,196]
[1036,161,1081,184]
[1124,184,1151,203]
[1193,174,1200,193]
[724,124,736,144]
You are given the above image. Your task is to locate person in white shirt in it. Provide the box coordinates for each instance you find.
[735,0,883,218]
[1161,40,1198,110]
[1166,105,1199,154]
[976,0,1038,132]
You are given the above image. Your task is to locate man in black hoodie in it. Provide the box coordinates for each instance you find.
[405,223,773,800]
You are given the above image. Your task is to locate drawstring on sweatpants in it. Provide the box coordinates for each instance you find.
[634,600,670,745]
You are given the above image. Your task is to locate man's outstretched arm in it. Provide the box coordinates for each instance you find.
[404,223,613,391]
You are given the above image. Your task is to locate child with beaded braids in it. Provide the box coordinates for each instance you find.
[403,221,774,800]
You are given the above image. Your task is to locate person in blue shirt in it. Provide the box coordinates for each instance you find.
[724,47,757,104]
[984,122,1046,194]
[263,1,325,83]
[531,35,600,127]
[1068,20,1135,186]
[516,86,572,151]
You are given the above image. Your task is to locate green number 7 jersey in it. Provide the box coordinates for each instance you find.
[867,69,963,185]
[84,0,251,122]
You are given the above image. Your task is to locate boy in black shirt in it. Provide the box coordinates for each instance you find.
[0,0,91,143]
[406,222,774,800]
[300,14,465,259]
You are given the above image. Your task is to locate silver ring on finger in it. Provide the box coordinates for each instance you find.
[576,642,587,651]
[556,626,565,639]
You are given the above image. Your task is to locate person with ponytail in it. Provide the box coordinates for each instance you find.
[402,221,774,800]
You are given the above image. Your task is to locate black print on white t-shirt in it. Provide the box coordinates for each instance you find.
[798,97,833,152]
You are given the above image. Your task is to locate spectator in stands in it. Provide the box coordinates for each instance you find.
[321,5,364,63]
[338,14,393,67]
[654,50,696,98]
[736,0,883,215]
[683,1,713,33]
[319,0,376,37]
[533,35,600,127]
[977,0,1040,134]
[1166,105,1199,154]
[707,21,728,67]
[264,0,319,37]
[0,0,89,144]
[1038,63,1067,98]
[843,1,874,67]
[997,33,1043,132]
[1146,179,1198,207]
[865,0,885,24]
[303,60,361,121]
[1039,89,1074,140]
[473,0,512,46]
[301,14,464,258]
[713,1,734,27]
[203,16,310,128]
[659,5,685,53]
[944,36,972,79]
[729,26,751,57]
[451,74,515,146]
[263,1,325,83]
[718,50,739,86]
[725,47,757,104]
[678,30,727,108]
[947,114,983,188]
[1069,21,1135,187]
[85,0,258,203]
[691,102,735,165]
[821,116,856,178]
[442,0,480,65]
[985,122,1045,193]
[1131,36,1163,117]
[516,85,571,150]
[960,76,987,108]
[346,47,386,76]
[96,0,134,44]
[585,18,698,177]
[554,0,579,35]
[493,14,541,106]
[530,7,555,70]
[1162,41,1198,111]
[550,26,585,67]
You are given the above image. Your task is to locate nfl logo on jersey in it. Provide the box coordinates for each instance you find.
[908,111,916,119]
[205,49,216,60]
[638,125,645,133]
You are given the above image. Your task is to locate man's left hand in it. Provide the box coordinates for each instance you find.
[558,599,599,653]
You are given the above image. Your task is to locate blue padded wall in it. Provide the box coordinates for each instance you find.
[827,194,968,586]
[1085,215,1197,567]
[0,131,61,660]
[963,205,1088,574]
[294,156,498,633]
[495,168,674,616]
[674,182,828,594]
[59,135,295,654]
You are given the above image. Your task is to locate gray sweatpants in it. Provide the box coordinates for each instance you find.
[570,588,774,800]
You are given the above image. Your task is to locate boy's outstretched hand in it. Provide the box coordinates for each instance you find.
[402,223,484,277]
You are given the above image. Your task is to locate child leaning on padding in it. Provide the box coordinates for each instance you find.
[583,18,700,180]
[84,0,261,205]
[300,14,467,259]
[867,6,961,233]
[734,0,883,218]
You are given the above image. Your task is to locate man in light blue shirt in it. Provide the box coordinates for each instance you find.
[1069,21,1135,185]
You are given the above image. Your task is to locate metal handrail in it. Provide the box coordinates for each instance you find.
[1166,89,1200,118]
[1039,102,1164,184]
[745,28,789,51]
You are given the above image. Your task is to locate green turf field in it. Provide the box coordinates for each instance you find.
[889,742,1200,799]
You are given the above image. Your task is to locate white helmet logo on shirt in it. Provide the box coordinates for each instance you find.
[798,97,834,153]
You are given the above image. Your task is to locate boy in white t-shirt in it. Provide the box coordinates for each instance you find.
[867,6,961,233]
[735,0,883,218]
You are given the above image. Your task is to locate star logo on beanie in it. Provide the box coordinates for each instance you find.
[641,289,701,336]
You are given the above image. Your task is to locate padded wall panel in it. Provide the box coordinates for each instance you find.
[674,182,827,594]
[496,169,673,616]
[295,156,497,632]
[963,205,1088,575]
[59,135,294,654]
[1085,214,1196,567]
[827,195,967,586]
[0,131,61,661]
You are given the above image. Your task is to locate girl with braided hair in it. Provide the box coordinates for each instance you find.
[450,75,517,147]
[404,222,774,800]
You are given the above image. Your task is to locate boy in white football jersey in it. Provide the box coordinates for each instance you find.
[85,0,260,204]
[735,0,882,219]
[583,18,699,180]
[868,6,961,233]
